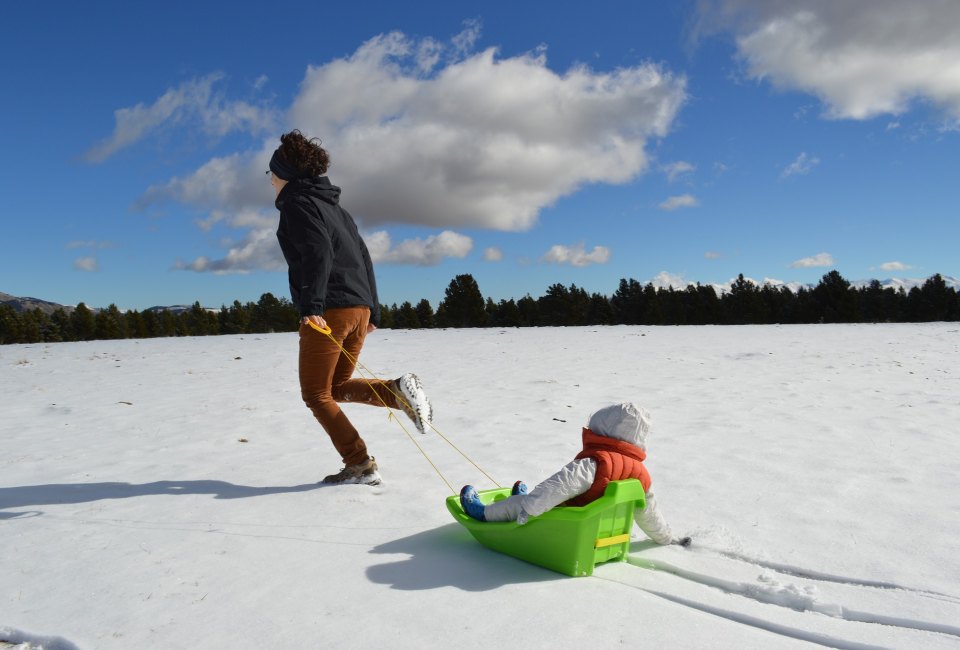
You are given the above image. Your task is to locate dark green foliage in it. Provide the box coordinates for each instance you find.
[393,301,421,329]
[414,299,435,329]
[812,270,857,323]
[94,304,128,340]
[906,274,959,322]
[71,303,96,341]
[249,293,298,333]
[538,283,591,326]
[611,278,644,325]
[219,301,251,335]
[2,271,957,345]
[436,274,487,327]
[377,303,394,329]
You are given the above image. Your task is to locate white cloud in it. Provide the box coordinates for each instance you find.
[733,275,759,285]
[541,243,611,267]
[172,227,473,273]
[697,0,960,120]
[136,25,686,272]
[659,194,699,211]
[483,247,504,262]
[138,153,274,216]
[662,161,696,182]
[173,228,284,275]
[881,261,912,271]
[285,28,686,231]
[650,271,690,289]
[365,230,472,266]
[705,251,723,260]
[781,152,820,178]
[73,257,99,272]
[451,19,482,57]
[790,252,835,268]
[85,74,277,162]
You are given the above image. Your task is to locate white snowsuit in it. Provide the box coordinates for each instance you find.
[482,402,676,545]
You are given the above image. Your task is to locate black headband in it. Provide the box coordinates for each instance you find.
[269,148,301,181]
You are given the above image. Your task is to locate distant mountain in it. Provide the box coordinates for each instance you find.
[143,305,201,315]
[0,293,75,315]
[0,294,210,316]
[704,275,960,295]
[865,275,960,292]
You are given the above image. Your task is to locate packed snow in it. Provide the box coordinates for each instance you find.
[2,324,959,649]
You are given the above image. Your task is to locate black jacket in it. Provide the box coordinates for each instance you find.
[275,176,380,326]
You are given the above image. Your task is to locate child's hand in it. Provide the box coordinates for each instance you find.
[673,536,692,547]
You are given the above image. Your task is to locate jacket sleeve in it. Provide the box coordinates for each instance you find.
[634,490,674,545]
[287,267,300,307]
[282,199,333,317]
[482,458,597,524]
[521,458,599,524]
[360,236,381,327]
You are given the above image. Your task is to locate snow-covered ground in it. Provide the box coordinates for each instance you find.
[2,324,959,649]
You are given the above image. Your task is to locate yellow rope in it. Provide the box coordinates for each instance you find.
[307,321,501,492]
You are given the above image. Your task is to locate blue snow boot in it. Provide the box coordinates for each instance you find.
[511,481,528,495]
[460,485,486,521]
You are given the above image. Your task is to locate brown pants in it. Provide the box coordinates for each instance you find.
[299,306,402,466]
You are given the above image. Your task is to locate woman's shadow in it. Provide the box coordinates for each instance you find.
[0,480,325,519]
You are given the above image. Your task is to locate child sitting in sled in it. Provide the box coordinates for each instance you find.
[460,402,690,546]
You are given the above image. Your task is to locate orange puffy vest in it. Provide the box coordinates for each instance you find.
[564,428,651,507]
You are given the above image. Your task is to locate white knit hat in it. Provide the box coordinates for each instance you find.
[587,402,652,450]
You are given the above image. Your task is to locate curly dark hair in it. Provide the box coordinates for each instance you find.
[278,130,330,177]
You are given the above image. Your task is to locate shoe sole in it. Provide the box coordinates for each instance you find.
[320,471,383,486]
[399,373,433,434]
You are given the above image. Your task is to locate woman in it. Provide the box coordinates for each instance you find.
[270,130,432,485]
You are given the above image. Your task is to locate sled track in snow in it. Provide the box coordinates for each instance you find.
[703,547,960,605]
[593,575,889,650]
[593,549,960,650]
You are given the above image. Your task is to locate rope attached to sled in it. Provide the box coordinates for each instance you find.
[307,321,502,493]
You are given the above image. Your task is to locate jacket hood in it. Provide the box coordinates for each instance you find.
[275,176,341,210]
[586,402,651,450]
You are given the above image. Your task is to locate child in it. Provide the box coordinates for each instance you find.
[460,402,690,546]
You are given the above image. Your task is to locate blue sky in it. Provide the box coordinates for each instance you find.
[2,0,958,311]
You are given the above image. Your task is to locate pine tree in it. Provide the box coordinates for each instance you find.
[437,274,487,327]
[812,271,856,323]
[0,304,23,344]
[71,303,96,341]
[414,299,435,328]
[95,304,128,340]
[394,301,421,329]
[611,278,643,325]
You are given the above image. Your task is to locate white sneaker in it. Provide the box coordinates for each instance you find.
[395,373,433,434]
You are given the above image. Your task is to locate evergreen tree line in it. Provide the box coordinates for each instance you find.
[0,294,299,345]
[2,271,957,345]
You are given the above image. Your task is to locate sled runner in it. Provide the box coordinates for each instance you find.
[446,479,646,577]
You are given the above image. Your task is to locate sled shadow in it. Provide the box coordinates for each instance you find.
[0,480,324,517]
[367,523,560,592]
[630,539,662,553]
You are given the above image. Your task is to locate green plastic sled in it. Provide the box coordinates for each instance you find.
[446,479,646,577]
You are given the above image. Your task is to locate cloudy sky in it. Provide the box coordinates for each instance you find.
[2,0,958,310]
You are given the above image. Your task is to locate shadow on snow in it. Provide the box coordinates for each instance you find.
[367,523,560,592]
[0,480,324,515]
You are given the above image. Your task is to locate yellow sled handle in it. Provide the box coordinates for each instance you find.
[307,321,333,335]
